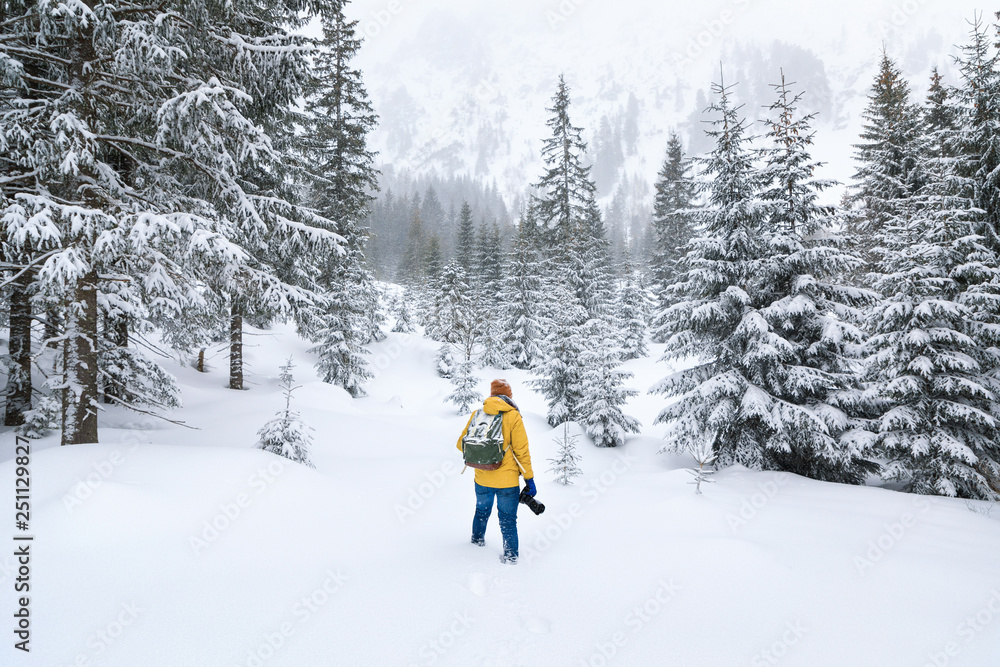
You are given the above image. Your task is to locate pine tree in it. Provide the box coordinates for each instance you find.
[447,357,481,414]
[548,423,583,485]
[845,51,924,268]
[653,73,861,475]
[398,203,426,284]
[618,263,651,361]
[749,72,880,483]
[532,75,599,255]
[533,291,588,427]
[257,358,315,468]
[650,131,698,321]
[390,289,416,333]
[952,15,1000,252]
[687,435,718,495]
[424,234,444,284]
[578,318,640,448]
[503,225,546,370]
[300,0,381,393]
[455,202,477,269]
[861,45,1000,499]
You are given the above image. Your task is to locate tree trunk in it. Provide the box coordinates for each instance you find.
[43,307,61,348]
[229,303,243,390]
[196,348,206,373]
[4,275,32,426]
[62,269,100,445]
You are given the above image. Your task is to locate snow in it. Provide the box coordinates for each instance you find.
[3,323,1000,666]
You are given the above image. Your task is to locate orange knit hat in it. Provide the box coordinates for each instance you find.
[490,379,512,398]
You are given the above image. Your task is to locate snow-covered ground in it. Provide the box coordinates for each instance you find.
[3,323,1000,666]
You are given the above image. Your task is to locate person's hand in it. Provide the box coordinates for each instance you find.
[524,478,537,497]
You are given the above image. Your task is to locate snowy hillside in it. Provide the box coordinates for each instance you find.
[4,322,1000,666]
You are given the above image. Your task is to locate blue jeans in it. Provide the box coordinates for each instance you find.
[472,483,519,558]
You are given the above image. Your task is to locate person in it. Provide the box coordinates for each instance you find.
[456,379,536,564]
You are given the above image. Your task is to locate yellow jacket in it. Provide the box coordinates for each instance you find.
[456,396,534,488]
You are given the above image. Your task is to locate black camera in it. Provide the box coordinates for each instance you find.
[519,488,545,515]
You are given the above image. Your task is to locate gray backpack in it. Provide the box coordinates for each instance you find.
[461,410,505,470]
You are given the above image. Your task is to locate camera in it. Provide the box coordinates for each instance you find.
[519,487,545,515]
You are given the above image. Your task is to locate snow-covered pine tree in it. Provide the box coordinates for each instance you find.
[687,434,718,495]
[861,54,1000,499]
[424,234,444,285]
[845,50,924,269]
[752,72,880,483]
[533,289,588,428]
[397,201,425,285]
[299,0,381,395]
[435,343,456,379]
[257,358,315,468]
[951,15,1000,253]
[455,202,477,269]
[650,131,698,336]
[446,357,481,414]
[548,423,583,485]
[531,75,599,258]
[653,72,874,482]
[578,318,640,448]
[474,220,510,369]
[652,75,771,463]
[390,289,416,333]
[503,222,547,370]
[617,258,651,361]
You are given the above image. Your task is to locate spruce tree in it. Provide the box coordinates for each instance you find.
[650,131,698,320]
[845,51,924,268]
[257,358,316,468]
[652,73,874,479]
[532,75,599,255]
[862,46,1000,499]
[548,424,583,485]
[455,202,477,269]
[578,318,640,448]
[503,225,546,370]
[952,15,1000,252]
[618,266,651,361]
[300,0,381,394]
[533,290,588,428]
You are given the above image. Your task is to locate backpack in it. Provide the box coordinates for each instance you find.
[461,409,505,470]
